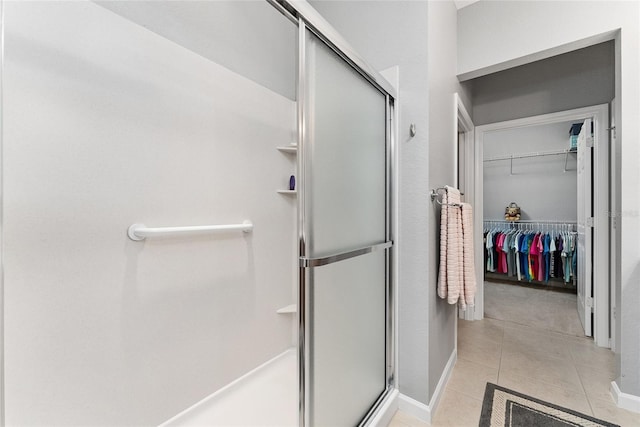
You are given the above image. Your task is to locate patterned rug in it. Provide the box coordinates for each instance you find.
[480,383,619,427]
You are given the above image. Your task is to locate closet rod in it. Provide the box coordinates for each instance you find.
[483,220,578,232]
[484,148,576,163]
[483,219,577,224]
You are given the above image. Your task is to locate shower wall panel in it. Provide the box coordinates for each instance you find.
[3,1,295,425]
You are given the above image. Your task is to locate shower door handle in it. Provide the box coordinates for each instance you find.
[299,241,393,268]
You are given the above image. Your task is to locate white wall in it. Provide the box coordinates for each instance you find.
[309,0,471,408]
[96,1,297,100]
[483,121,578,222]
[3,2,296,425]
[458,0,640,399]
[458,1,625,80]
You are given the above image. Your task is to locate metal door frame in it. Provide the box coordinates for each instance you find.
[267,1,397,425]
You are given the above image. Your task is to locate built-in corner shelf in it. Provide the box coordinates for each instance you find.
[276,304,297,314]
[277,145,297,195]
[277,145,298,154]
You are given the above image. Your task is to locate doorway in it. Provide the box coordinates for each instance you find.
[455,93,476,323]
[471,104,611,348]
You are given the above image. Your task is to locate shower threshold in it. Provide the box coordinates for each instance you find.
[161,348,297,426]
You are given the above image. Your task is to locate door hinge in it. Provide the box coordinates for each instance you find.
[586,217,595,227]
[587,296,594,312]
[587,136,594,148]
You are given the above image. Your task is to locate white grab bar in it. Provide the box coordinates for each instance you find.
[127,220,253,241]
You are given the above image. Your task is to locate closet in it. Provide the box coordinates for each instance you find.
[482,118,592,336]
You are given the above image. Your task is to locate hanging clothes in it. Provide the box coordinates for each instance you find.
[543,234,551,282]
[482,221,577,286]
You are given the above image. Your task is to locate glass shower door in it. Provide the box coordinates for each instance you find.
[299,25,393,426]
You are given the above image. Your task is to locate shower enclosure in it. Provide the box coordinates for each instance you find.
[0,1,396,425]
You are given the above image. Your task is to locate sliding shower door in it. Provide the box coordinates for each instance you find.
[298,23,393,426]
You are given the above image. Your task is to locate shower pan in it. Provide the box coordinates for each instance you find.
[0,0,396,425]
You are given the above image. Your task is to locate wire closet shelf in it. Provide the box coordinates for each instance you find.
[484,148,577,174]
[483,219,577,233]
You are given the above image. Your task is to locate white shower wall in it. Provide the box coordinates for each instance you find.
[3,1,296,425]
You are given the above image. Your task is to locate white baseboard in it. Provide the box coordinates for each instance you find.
[611,381,640,414]
[398,393,431,423]
[397,349,457,424]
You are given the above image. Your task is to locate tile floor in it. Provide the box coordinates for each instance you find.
[389,283,640,427]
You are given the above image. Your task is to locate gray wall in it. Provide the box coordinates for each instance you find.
[471,41,614,125]
[483,121,578,222]
[310,0,471,406]
[426,0,470,401]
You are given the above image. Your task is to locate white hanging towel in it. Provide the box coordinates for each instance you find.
[437,186,464,308]
[437,187,450,300]
[437,186,477,309]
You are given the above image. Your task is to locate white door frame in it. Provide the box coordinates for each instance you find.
[608,98,617,353]
[454,93,476,321]
[472,104,610,348]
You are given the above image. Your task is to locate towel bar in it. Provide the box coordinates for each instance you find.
[430,188,463,207]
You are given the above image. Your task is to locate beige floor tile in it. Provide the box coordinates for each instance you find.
[446,309,628,427]
[387,418,409,427]
[388,410,429,427]
[500,347,583,392]
[484,292,537,325]
[575,361,616,381]
[497,370,593,416]
[431,388,482,427]
[458,317,504,345]
[447,358,498,400]
[582,376,616,405]
[575,363,618,405]
[569,339,616,371]
[457,332,502,369]
[589,397,640,426]
[502,322,575,360]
